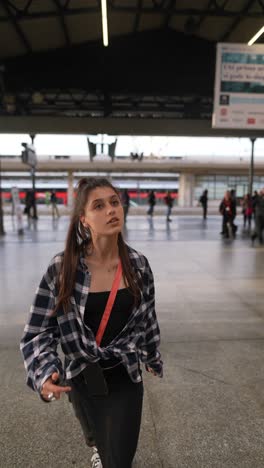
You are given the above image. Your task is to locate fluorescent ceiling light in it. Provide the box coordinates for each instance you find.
[248,26,264,46]
[101,0,108,47]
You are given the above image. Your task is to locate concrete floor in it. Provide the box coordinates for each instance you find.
[1,213,264,468]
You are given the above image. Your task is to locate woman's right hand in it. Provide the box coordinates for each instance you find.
[41,372,72,401]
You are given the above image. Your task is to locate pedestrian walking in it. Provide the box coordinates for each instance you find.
[45,191,51,207]
[164,191,174,222]
[51,190,60,218]
[121,189,130,222]
[241,194,253,231]
[252,190,258,221]
[230,189,238,233]
[199,189,208,220]
[24,189,36,220]
[251,188,264,245]
[20,177,163,468]
[219,190,236,239]
[147,190,156,217]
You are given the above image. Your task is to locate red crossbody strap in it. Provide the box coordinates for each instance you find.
[95,259,123,346]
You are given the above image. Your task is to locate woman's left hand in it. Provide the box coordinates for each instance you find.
[146,366,158,376]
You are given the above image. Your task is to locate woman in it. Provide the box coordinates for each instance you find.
[241,193,253,231]
[20,177,163,468]
[219,190,235,239]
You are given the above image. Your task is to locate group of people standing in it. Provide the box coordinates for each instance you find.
[219,188,264,244]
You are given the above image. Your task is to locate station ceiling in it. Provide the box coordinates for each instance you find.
[0,0,263,132]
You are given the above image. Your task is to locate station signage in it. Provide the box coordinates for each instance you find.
[212,43,264,129]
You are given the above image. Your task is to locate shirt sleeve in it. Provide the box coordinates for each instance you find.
[20,263,64,399]
[138,258,163,377]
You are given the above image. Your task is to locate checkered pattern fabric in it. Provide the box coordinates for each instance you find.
[20,245,163,399]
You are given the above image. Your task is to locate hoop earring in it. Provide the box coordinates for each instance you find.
[76,220,91,246]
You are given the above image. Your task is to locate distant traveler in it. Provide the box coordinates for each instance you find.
[252,190,258,220]
[45,191,51,207]
[147,190,156,217]
[121,189,130,222]
[199,189,208,220]
[230,189,238,233]
[164,191,174,222]
[51,190,60,218]
[241,194,253,230]
[20,177,163,468]
[24,189,37,219]
[251,188,264,245]
[219,190,236,239]
[11,193,15,216]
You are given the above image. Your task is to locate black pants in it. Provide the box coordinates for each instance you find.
[68,365,143,468]
[147,204,154,216]
[202,204,207,219]
[253,214,264,243]
[222,214,236,238]
[243,213,252,229]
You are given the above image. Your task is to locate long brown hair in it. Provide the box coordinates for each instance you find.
[56,177,141,314]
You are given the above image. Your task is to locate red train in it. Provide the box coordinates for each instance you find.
[2,188,178,205]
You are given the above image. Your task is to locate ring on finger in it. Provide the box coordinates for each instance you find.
[47,392,56,402]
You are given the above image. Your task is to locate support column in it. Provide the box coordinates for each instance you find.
[67,171,74,208]
[178,173,195,207]
[249,137,256,196]
[0,158,5,235]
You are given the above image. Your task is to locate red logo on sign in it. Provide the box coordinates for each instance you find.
[220,108,228,116]
[247,118,255,124]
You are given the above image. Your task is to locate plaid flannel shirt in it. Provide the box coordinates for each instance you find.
[20,245,163,399]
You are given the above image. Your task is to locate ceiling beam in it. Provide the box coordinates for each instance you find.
[23,0,34,14]
[53,0,71,48]
[0,115,263,138]
[108,4,261,19]
[133,0,143,35]
[163,0,177,29]
[181,0,230,36]
[221,0,257,41]
[0,5,262,22]
[0,6,99,23]
[194,0,227,30]
[1,0,32,53]
[182,0,215,35]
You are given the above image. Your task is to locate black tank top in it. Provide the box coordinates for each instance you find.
[84,288,134,371]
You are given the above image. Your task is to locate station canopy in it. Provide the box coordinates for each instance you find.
[0,1,263,127]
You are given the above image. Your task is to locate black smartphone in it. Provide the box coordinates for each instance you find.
[81,363,108,397]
